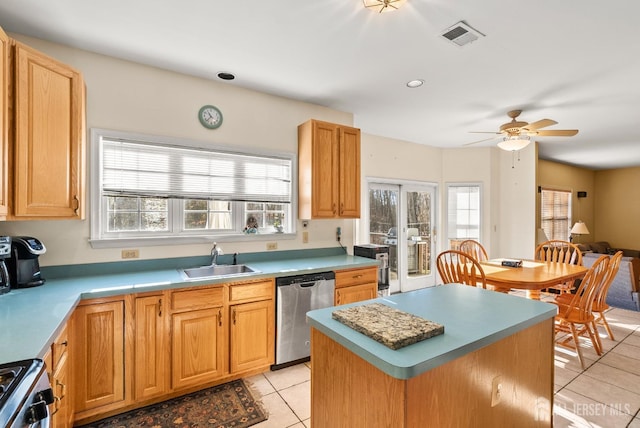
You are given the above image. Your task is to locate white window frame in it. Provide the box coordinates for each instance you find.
[445,183,482,250]
[89,128,297,248]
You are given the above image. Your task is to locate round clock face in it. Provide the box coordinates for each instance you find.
[198,105,223,129]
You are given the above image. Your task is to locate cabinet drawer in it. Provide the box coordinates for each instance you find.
[171,286,224,311]
[229,280,274,303]
[335,267,377,288]
[51,323,69,369]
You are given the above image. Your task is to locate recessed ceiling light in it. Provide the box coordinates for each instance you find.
[217,72,235,81]
[406,79,424,88]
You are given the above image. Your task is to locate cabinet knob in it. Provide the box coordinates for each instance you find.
[332,203,337,215]
[218,309,223,326]
[73,195,80,214]
[158,298,162,317]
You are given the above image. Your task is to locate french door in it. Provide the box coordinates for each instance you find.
[368,181,436,293]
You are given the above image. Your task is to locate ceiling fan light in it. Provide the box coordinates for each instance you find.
[497,135,531,151]
[363,0,407,13]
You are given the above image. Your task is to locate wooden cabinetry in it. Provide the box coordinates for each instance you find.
[134,293,167,401]
[10,41,85,219]
[170,286,225,389]
[0,27,8,219]
[43,322,72,428]
[335,267,377,305]
[229,280,274,373]
[72,299,125,417]
[0,25,86,221]
[298,119,361,219]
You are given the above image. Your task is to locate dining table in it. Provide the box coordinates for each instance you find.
[480,258,588,299]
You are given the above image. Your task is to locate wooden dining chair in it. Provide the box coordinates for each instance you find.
[436,250,487,289]
[459,240,488,262]
[534,240,583,293]
[556,250,623,342]
[554,254,610,368]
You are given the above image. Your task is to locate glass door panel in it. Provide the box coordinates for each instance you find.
[402,186,435,292]
[368,184,399,292]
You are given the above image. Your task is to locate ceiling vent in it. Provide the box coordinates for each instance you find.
[440,21,485,47]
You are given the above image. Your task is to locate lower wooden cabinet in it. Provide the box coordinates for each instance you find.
[230,299,274,373]
[134,294,167,401]
[43,322,72,428]
[171,307,225,389]
[334,267,378,305]
[72,299,125,416]
[69,278,276,424]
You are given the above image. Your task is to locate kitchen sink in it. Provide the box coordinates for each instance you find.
[180,264,258,280]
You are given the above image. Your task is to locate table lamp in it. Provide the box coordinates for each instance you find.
[536,228,549,246]
[570,221,590,242]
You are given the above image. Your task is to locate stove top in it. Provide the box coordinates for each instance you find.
[0,364,26,407]
[0,359,52,428]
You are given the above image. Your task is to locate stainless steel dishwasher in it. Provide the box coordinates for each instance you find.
[273,271,335,369]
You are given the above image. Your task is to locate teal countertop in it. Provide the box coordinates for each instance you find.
[0,248,377,364]
[307,284,557,380]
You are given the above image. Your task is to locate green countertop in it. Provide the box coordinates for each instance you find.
[0,248,378,364]
[306,284,557,379]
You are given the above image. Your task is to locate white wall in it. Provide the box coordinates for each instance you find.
[1,33,535,267]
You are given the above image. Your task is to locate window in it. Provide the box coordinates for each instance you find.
[540,188,572,241]
[446,184,481,250]
[91,129,294,246]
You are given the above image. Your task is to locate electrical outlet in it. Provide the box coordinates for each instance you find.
[302,231,309,244]
[491,375,502,407]
[336,226,341,242]
[121,249,139,259]
[266,242,277,250]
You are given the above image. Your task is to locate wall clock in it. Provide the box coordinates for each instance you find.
[198,105,223,129]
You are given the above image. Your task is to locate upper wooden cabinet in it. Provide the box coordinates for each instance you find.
[9,41,85,219]
[298,119,361,219]
[0,27,8,219]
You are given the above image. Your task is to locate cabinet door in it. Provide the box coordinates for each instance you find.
[230,300,275,373]
[134,295,167,401]
[0,27,7,219]
[310,121,339,218]
[171,307,225,390]
[51,353,70,428]
[73,300,125,413]
[13,42,85,219]
[335,283,377,306]
[338,126,361,218]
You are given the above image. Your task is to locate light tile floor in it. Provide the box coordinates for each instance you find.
[246,296,640,427]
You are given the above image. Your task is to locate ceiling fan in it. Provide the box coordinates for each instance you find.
[466,110,579,151]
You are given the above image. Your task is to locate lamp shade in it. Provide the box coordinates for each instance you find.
[570,221,590,235]
[497,135,531,151]
[363,0,407,13]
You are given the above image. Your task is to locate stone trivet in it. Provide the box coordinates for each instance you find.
[332,302,444,350]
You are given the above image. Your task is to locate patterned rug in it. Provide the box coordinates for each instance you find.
[79,379,268,428]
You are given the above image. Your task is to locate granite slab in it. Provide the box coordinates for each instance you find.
[332,302,444,350]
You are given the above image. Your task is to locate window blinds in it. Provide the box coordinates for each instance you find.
[101,137,292,203]
[540,189,570,240]
[447,185,480,239]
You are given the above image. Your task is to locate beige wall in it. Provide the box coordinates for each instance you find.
[537,159,596,245]
[594,167,640,249]
[1,33,534,268]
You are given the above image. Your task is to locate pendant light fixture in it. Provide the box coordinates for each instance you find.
[363,0,407,13]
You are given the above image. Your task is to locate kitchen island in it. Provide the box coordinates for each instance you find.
[307,285,557,427]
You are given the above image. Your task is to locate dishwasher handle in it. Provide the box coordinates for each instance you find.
[299,282,316,288]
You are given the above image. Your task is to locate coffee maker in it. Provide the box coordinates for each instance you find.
[8,236,46,288]
[0,236,11,295]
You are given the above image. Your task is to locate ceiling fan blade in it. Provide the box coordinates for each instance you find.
[534,129,579,137]
[464,136,500,146]
[469,131,502,134]
[522,119,557,131]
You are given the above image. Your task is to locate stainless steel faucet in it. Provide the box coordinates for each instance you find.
[210,242,223,265]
